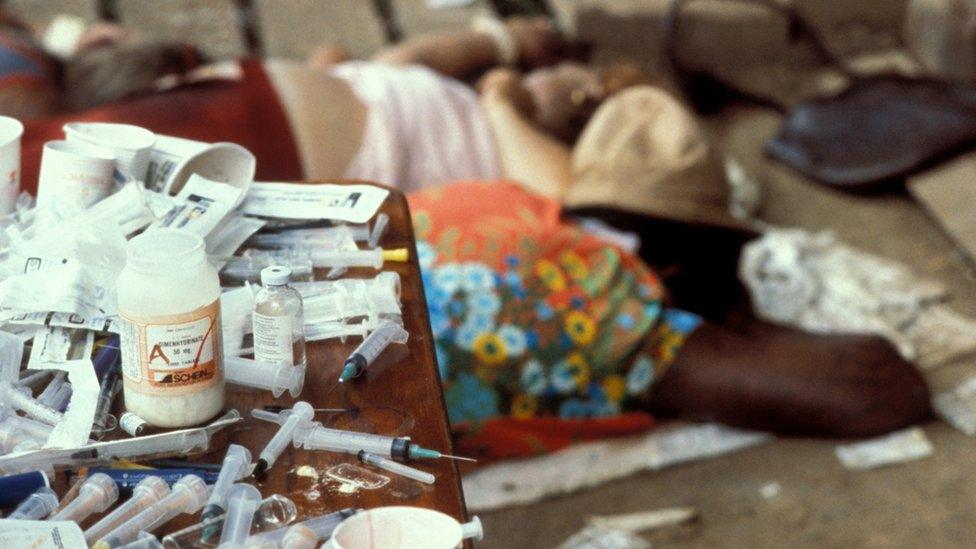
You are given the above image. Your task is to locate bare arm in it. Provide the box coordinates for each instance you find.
[374,30,501,78]
[481,92,573,199]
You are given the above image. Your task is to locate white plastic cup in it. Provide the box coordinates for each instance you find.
[36,140,116,210]
[64,122,156,183]
[328,507,465,549]
[145,134,255,200]
[0,116,23,215]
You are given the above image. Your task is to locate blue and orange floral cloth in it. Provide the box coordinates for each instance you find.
[409,181,702,461]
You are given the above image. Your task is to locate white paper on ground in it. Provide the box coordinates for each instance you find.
[150,174,242,238]
[0,520,87,548]
[587,508,698,533]
[934,375,976,435]
[559,526,650,549]
[243,182,389,223]
[0,329,23,383]
[835,427,933,470]
[461,423,771,511]
[29,359,98,449]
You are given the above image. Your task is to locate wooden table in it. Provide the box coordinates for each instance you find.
[156,183,469,537]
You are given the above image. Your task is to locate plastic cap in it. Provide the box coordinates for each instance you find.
[461,516,484,541]
[382,248,409,262]
[134,475,171,501]
[224,444,253,477]
[172,475,210,510]
[261,265,292,286]
[82,473,120,511]
[127,229,205,273]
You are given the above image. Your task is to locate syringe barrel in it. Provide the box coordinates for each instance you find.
[258,402,313,469]
[281,524,317,549]
[204,444,252,517]
[300,425,399,457]
[98,476,206,547]
[359,451,435,484]
[217,483,262,547]
[116,531,163,549]
[161,494,298,548]
[1,382,63,425]
[85,477,170,544]
[244,508,359,547]
[8,486,58,519]
[225,356,302,398]
[352,321,408,365]
[309,249,382,269]
[51,473,119,521]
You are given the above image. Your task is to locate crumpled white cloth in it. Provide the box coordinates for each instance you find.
[739,228,976,368]
[331,61,501,193]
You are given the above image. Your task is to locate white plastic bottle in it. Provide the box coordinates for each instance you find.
[117,229,224,427]
[252,266,306,369]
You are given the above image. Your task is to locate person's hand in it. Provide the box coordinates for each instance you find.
[478,68,535,117]
[648,320,932,438]
[505,16,562,69]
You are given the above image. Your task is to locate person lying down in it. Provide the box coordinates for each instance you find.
[1,13,932,461]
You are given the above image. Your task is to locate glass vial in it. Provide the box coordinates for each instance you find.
[252,266,306,369]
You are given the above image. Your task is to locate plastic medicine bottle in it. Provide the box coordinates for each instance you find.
[252,266,306,369]
[117,229,224,427]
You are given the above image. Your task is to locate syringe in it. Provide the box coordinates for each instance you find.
[84,476,171,544]
[358,450,435,484]
[50,472,119,522]
[0,380,64,425]
[36,372,68,408]
[0,410,241,474]
[0,420,41,453]
[217,483,262,547]
[280,524,318,549]
[115,531,162,549]
[8,486,59,519]
[243,508,361,547]
[252,414,475,464]
[221,250,313,282]
[338,320,408,383]
[308,247,408,270]
[201,444,252,521]
[251,402,315,477]
[93,475,209,549]
[225,356,305,398]
[161,494,297,548]
[92,365,122,438]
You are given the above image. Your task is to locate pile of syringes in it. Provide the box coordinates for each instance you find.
[0,119,483,548]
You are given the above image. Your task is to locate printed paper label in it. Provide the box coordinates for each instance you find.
[120,300,222,395]
[253,312,294,366]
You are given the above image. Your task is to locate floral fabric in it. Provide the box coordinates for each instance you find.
[408,181,702,461]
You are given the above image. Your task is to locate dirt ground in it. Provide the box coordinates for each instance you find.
[478,106,976,548]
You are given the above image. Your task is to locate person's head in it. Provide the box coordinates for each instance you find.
[521,61,652,143]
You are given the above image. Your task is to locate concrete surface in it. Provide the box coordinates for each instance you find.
[478,106,976,548]
[115,0,247,60]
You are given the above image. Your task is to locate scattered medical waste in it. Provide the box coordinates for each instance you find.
[0,120,480,548]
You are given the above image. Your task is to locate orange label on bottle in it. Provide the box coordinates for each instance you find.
[119,300,222,396]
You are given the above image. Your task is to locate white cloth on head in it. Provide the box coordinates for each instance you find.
[330,61,501,192]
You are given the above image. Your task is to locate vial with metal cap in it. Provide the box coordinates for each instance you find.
[252,266,306,370]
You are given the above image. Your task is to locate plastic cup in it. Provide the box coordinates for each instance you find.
[36,140,116,209]
[0,116,23,214]
[64,122,157,183]
[329,507,465,549]
[145,134,255,201]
